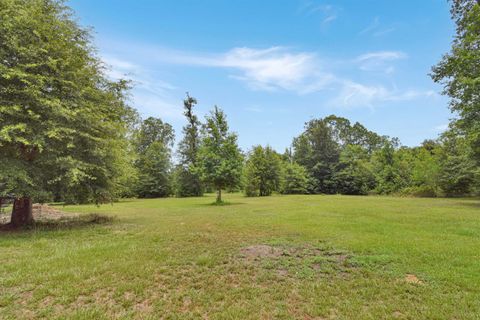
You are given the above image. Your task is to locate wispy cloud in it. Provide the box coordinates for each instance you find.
[359,17,396,37]
[297,2,339,28]
[101,43,438,111]
[329,81,438,109]
[355,51,407,74]
[155,46,336,93]
[322,14,337,25]
[359,17,380,35]
[356,51,407,62]
[103,55,182,119]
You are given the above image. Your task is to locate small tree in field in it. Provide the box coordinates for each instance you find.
[197,106,243,203]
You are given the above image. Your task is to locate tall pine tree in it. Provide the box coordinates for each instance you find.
[175,93,203,197]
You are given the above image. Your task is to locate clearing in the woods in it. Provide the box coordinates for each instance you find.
[0,194,479,319]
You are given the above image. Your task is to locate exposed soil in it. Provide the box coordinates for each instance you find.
[404,274,423,285]
[239,244,284,260]
[238,244,356,278]
[0,203,77,224]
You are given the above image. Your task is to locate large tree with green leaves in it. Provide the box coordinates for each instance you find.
[0,0,134,226]
[431,0,480,164]
[244,145,281,197]
[197,106,243,203]
[437,129,477,196]
[174,93,203,197]
[333,145,375,195]
[134,117,174,198]
[292,115,388,194]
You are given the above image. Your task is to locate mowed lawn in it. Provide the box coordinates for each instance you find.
[0,194,479,319]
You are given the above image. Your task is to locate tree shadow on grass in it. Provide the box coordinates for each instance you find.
[199,201,247,207]
[0,213,115,233]
[460,202,480,209]
[454,198,480,209]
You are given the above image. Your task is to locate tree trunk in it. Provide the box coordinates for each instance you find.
[216,188,222,203]
[10,197,33,227]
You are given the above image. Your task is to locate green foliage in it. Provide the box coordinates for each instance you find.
[197,106,243,202]
[0,0,135,204]
[280,162,309,194]
[371,142,409,194]
[399,186,437,198]
[333,145,375,195]
[431,0,480,164]
[134,117,174,198]
[244,146,282,197]
[134,117,174,154]
[437,130,477,196]
[175,94,203,197]
[174,166,203,197]
[293,119,340,194]
[292,116,389,194]
[135,141,173,198]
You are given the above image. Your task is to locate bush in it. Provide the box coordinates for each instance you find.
[280,162,309,194]
[398,186,437,198]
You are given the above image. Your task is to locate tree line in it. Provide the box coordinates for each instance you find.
[129,103,479,201]
[0,0,479,227]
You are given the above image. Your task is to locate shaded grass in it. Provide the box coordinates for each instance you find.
[0,194,479,319]
[0,214,114,232]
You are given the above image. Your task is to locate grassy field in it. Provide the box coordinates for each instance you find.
[0,194,479,319]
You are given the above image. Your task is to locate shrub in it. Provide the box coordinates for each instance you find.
[399,186,437,198]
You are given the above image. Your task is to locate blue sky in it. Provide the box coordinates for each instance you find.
[69,0,454,152]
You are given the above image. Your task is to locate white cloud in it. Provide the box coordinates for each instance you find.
[330,81,438,108]
[100,43,439,112]
[297,2,339,28]
[356,51,407,62]
[359,17,380,35]
[103,55,182,119]
[330,82,388,108]
[359,17,396,37]
[158,46,336,93]
[322,14,337,25]
[355,51,407,74]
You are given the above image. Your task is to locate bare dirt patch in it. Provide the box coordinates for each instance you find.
[238,244,356,278]
[32,204,78,220]
[404,274,423,285]
[239,245,284,260]
[0,203,78,225]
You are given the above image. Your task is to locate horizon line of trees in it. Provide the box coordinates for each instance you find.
[127,104,479,201]
[1,0,479,227]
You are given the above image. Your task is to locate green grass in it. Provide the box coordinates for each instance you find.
[0,194,479,319]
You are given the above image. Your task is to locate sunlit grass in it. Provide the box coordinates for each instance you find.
[0,194,479,319]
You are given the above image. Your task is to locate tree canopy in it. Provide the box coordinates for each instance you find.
[432,0,480,164]
[0,0,135,226]
[197,106,243,203]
